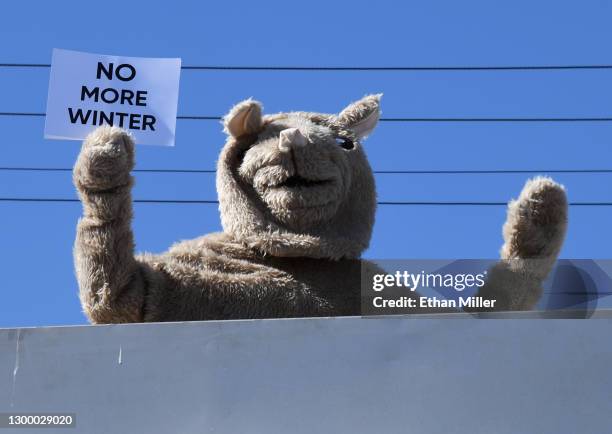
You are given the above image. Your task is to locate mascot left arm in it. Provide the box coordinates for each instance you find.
[469,176,568,311]
[73,126,149,323]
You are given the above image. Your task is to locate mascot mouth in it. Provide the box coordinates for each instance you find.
[242,159,349,227]
[265,174,340,210]
[250,168,345,226]
[275,175,332,189]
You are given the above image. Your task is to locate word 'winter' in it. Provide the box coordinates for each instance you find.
[68,108,155,130]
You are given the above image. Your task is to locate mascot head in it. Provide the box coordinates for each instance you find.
[217,95,381,260]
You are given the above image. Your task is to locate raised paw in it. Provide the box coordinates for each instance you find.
[73,126,135,191]
[501,176,568,259]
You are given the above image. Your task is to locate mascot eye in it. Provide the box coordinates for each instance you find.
[335,136,354,150]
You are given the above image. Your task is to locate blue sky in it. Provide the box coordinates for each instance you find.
[0,0,610,327]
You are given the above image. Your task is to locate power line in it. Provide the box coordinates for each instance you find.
[0,198,610,206]
[1,167,611,175]
[0,198,216,204]
[377,201,612,206]
[0,167,215,174]
[0,112,223,120]
[3,112,612,122]
[0,112,45,117]
[380,117,612,122]
[373,169,612,174]
[3,63,612,71]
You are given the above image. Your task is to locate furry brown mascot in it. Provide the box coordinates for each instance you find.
[73,95,568,323]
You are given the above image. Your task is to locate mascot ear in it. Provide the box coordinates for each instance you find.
[335,94,382,140]
[223,99,264,138]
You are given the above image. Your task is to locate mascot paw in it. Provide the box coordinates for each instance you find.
[73,126,135,191]
[501,176,568,259]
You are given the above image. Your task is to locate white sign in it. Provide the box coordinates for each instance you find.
[44,49,181,146]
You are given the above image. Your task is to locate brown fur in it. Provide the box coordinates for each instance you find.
[73,96,568,323]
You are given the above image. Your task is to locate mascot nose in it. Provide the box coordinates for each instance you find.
[278,128,307,152]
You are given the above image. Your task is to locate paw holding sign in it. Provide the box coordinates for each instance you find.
[73,126,134,192]
[72,96,568,324]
